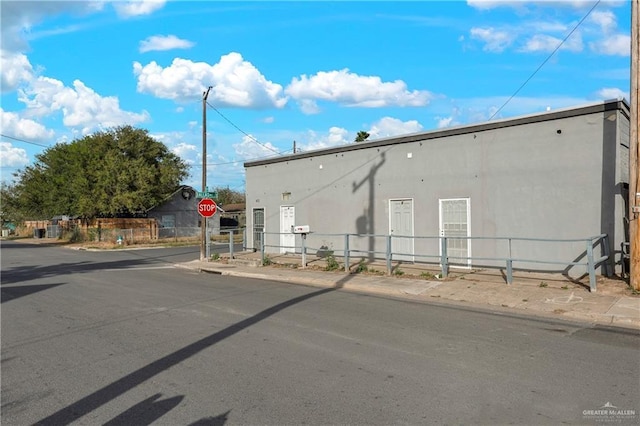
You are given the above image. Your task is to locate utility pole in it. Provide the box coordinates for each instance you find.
[630,0,640,290]
[201,86,212,261]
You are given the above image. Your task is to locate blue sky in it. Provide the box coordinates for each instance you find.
[0,0,632,192]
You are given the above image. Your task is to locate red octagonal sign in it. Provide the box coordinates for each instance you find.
[198,198,217,217]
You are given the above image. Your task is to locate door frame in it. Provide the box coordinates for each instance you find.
[389,198,415,261]
[439,197,472,268]
[279,205,295,254]
[252,207,265,251]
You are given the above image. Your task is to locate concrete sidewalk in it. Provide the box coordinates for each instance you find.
[179,249,640,331]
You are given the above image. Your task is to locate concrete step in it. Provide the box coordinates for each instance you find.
[226,257,262,268]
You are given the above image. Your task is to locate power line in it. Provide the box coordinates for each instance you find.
[0,133,50,148]
[488,0,601,120]
[205,101,282,155]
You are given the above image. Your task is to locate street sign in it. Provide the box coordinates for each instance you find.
[198,198,217,217]
[196,190,218,199]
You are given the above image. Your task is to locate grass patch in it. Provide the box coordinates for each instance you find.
[354,259,369,274]
[393,268,405,276]
[539,281,548,288]
[262,255,272,266]
[325,255,341,271]
[211,252,220,261]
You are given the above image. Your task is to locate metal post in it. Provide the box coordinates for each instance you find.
[200,86,212,262]
[261,231,265,265]
[205,222,210,260]
[243,228,247,251]
[587,240,596,292]
[441,236,449,278]
[229,230,234,259]
[602,235,613,277]
[507,238,513,284]
[301,234,307,268]
[344,234,350,272]
[386,235,392,275]
[630,0,640,290]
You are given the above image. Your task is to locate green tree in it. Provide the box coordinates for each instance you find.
[12,126,189,219]
[214,186,245,206]
[0,182,24,225]
[354,131,370,142]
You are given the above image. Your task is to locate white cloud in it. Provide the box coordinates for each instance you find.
[0,1,105,52]
[134,52,288,108]
[299,127,351,151]
[285,69,432,111]
[172,142,199,164]
[519,32,583,53]
[589,34,630,56]
[18,77,150,134]
[595,87,628,100]
[298,99,321,115]
[261,116,275,124]
[0,142,29,168]
[233,135,281,160]
[436,117,455,129]
[113,0,166,18]
[467,0,620,10]
[0,108,54,141]
[368,117,423,139]
[139,35,195,53]
[470,27,514,52]
[589,10,617,33]
[1,50,34,93]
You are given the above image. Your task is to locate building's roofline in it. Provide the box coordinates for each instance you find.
[145,185,195,212]
[245,98,630,168]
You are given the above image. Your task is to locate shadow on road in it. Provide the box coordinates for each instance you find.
[1,258,164,286]
[34,274,355,425]
[102,393,184,426]
[0,282,66,303]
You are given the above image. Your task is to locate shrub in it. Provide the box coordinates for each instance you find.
[325,255,341,271]
[393,268,405,276]
[355,259,368,273]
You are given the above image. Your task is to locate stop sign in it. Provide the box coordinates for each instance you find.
[198,198,217,217]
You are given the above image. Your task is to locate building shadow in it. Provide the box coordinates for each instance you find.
[1,258,163,285]
[188,411,231,426]
[102,393,183,426]
[1,282,66,303]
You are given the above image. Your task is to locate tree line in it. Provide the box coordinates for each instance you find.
[0,126,243,225]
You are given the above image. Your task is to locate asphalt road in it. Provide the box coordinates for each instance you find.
[1,241,639,425]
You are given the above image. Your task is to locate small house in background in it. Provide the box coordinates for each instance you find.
[147,185,220,238]
[220,203,246,229]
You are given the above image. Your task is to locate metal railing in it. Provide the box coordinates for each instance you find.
[218,228,247,259]
[259,231,611,292]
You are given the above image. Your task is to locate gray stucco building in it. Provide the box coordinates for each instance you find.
[147,185,220,237]
[245,99,630,276]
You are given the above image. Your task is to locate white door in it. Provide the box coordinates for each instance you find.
[439,198,471,267]
[390,199,414,261]
[280,205,295,253]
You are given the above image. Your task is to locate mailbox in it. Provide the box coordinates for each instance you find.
[292,225,310,234]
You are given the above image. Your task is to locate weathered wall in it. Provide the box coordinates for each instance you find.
[245,101,629,275]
